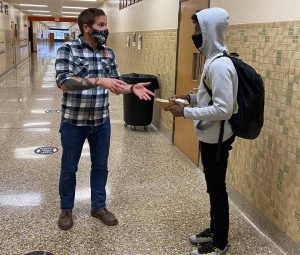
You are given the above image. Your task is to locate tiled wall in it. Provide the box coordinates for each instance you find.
[226,20,300,245]
[107,30,177,137]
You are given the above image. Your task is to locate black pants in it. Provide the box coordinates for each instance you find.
[200,135,235,250]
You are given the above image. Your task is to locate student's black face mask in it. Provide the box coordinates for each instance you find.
[90,28,109,46]
[192,33,203,49]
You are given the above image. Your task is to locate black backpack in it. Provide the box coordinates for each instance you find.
[202,52,265,159]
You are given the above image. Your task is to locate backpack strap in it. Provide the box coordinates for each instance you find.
[203,77,213,105]
[202,53,228,162]
[203,78,225,161]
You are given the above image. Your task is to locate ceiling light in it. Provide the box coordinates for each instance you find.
[32,14,52,16]
[19,4,48,7]
[62,12,80,14]
[63,16,79,18]
[63,6,87,9]
[27,10,50,13]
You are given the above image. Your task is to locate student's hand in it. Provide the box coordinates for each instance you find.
[165,99,185,117]
[133,82,155,100]
[99,78,128,94]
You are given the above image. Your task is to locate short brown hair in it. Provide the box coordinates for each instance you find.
[78,8,106,34]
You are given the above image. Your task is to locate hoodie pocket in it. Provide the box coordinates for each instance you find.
[196,120,218,130]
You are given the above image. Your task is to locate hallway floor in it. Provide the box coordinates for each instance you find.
[0,43,286,255]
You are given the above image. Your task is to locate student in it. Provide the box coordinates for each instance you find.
[55,8,154,230]
[166,7,238,255]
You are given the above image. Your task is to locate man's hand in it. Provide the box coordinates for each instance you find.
[98,78,128,94]
[165,99,185,117]
[111,82,154,100]
[132,82,155,100]
[62,77,126,94]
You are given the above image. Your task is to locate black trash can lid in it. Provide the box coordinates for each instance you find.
[120,73,159,90]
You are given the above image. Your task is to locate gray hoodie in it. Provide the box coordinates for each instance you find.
[183,7,238,144]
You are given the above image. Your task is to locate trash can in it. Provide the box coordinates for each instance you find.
[120,73,159,130]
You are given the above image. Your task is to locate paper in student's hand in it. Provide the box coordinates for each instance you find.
[155,98,189,109]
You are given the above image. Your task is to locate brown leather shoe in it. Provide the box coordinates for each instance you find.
[58,209,73,230]
[91,208,118,226]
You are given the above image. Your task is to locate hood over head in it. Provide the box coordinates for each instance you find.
[196,7,229,57]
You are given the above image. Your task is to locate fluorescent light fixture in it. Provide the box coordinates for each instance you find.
[63,16,79,18]
[19,4,48,7]
[62,12,80,14]
[27,10,50,13]
[63,6,87,9]
[32,14,52,16]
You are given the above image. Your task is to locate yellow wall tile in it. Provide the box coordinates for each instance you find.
[227,20,300,245]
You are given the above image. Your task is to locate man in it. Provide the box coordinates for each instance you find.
[55,8,154,230]
[166,8,238,255]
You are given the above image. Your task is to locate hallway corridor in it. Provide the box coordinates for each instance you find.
[0,44,286,255]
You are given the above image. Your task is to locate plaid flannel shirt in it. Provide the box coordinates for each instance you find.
[55,37,120,126]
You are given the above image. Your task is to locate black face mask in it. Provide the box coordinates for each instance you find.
[192,33,203,49]
[90,28,109,46]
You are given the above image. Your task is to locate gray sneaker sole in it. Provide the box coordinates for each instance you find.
[189,236,213,245]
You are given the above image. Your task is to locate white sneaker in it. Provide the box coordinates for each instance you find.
[189,228,213,245]
[190,242,228,255]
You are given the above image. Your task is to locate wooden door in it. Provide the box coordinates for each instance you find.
[174,0,209,165]
[49,33,55,44]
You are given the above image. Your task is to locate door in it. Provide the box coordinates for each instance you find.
[174,0,209,165]
[49,33,55,44]
[28,21,34,54]
[11,21,16,65]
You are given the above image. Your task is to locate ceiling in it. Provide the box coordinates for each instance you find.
[6,0,106,18]
[6,0,106,30]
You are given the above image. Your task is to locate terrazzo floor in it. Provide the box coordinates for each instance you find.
[0,43,287,255]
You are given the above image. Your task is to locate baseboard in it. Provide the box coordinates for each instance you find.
[0,56,31,80]
[152,122,173,142]
[227,185,300,255]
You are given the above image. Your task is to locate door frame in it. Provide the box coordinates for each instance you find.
[172,0,210,164]
[10,21,17,66]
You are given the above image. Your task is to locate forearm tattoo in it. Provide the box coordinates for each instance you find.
[62,78,99,91]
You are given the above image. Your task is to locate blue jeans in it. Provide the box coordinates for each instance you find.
[59,118,111,210]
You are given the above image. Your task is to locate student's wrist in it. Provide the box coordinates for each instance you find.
[182,106,186,118]
[186,94,191,103]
